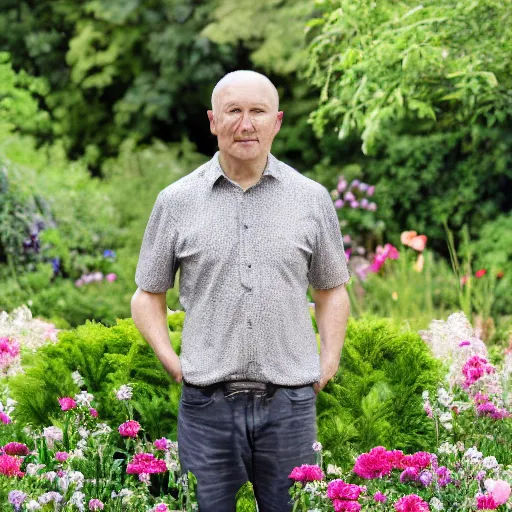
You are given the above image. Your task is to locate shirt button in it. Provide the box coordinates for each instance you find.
[244,224,248,229]
[247,264,251,268]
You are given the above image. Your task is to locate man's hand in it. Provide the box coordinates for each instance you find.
[163,351,183,383]
[313,357,339,395]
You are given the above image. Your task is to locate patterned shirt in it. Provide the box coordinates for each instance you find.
[135,151,351,386]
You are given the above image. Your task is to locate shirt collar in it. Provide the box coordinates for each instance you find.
[206,151,282,188]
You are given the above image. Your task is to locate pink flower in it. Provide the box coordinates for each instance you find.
[334,199,344,209]
[89,408,98,418]
[485,479,511,505]
[462,356,495,389]
[288,464,324,482]
[367,185,375,196]
[154,438,171,451]
[126,453,167,475]
[3,443,29,456]
[387,450,406,469]
[0,336,20,370]
[436,466,451,487]
[400,467,419,483]
[374,491,387,503]
[153,505,170,512]
[0,454,24,477]
[58,397,77,411]
[333,500,361,512]
[106,273,117,282]
[477,495,498,510]
[0,412,11,424]
[402,452,432,471]
[118,420,141,438]
[353,446,393,479]
[55,452,69,462]
[89,498,104,511]
[475,269,487,278]
[327,480,364,500]
[459,341,471,347]
[394,494,430,511]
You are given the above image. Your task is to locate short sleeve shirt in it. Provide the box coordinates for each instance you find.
[135,151,351,386]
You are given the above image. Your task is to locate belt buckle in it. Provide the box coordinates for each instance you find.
[224,380,268,398]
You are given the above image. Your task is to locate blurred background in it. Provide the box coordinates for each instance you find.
[0,0,510,344]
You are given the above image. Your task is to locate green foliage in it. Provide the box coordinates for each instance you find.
[307,0,512,155]
[9,313,184,440]
[317,315,442,469]
[350,249,459,330]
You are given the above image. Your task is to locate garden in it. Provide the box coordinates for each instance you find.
[0,0,511,510]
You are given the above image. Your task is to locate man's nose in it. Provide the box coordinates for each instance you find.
[238,110,254,131]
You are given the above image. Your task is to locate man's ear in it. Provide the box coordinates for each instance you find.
[207,110,217,136]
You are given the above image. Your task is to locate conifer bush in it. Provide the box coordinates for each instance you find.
[9,312,185,440]
[316,315,442,469]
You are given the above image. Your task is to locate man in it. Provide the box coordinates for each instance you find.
[131,70,351,511]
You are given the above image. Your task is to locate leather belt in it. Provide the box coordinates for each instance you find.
[182,379,313,398]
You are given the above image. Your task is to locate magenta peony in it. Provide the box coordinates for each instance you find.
[126,453,167,475]
[402,452,432,471]
[118,420,141,438]
[0,455,24,477]
[89,498,104,511]
[58,397,77,411]
[0,412,11,424]
[2,443,29,456]
[327,480,364,500]
[477,495,498,510]
[89,408,98,418]
[462,355,495,389]
[394,494,430,511]
[288,464,324,482]
[333,500,361,512]
[353,446,393,479]
[0,336,20,370]
[153,438,171,451]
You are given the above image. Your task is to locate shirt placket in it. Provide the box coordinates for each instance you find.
[239,187,257,375]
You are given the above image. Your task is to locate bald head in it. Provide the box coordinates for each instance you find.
[211,70,279,115]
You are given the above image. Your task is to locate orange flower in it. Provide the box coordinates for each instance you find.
[414,253,424,272]
[409,235,427,252]
[400,231,417,246]
[496,271,504,279]
[401,231,427,251]
[475,269,487,278]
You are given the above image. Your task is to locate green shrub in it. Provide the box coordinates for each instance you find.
[317,315,443,469]
[9,312,185,440]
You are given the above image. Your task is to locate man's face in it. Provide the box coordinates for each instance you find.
[207,79,283,161]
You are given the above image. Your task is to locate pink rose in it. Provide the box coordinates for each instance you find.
[485,479,511,506]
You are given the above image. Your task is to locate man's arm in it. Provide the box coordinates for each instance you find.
[309,282,350,394]
[131,288,182,383]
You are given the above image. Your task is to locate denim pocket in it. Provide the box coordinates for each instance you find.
[281,385,316,403]
[181,385,216,408]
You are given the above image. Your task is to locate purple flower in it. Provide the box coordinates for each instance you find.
[367,185,375,196]
[350,201,359,209]
[367,202,377,211]
[360,198,369,208]
[459,341,471,347]
[400,467,419,483]
[337,179,348,192]
[419,470,433,486]
[344,191,355,202]
[374,491,387,503]
[89,498,104,511]
[8,490,26,510]
[359,183,369,192]
[436,466,451,487]
[334,199,344,209]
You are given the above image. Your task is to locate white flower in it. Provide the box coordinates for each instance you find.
[72,371,85,387]
[44,471,57,482]
[422,390,429,400]
[78,426,90,439]
[439,412,452,423]
[26,463,46,476]
[430,497,444,510]
[437,388,452,407]
[26,500,42,510]
[438,442,456,454]
[442,422,453,430]
[92,423,112,436]
[482,456,498,469]
[464,446,483,461]
[69,491,85,512]
[74,391,94,407]
[115,385,133,400]
[77,439,88,451]
[326,464,343,476]
[43,426,63,449]
[312,441,322,452]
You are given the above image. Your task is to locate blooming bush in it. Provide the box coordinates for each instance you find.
[0,384,197,511]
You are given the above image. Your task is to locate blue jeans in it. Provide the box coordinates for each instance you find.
[177,382,317,512]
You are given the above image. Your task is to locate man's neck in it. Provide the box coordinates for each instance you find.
[218,151,269,187]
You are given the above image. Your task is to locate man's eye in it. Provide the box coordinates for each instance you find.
[230,108,241,113]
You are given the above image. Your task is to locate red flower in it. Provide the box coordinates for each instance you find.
[0,454,24,477]
[475,269,487,278]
